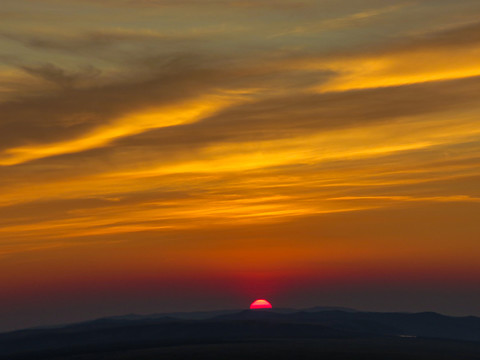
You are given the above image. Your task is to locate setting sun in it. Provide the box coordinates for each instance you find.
[250,299,273,310]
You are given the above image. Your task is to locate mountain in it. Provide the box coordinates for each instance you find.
[213,309,480,341]
[1,308,480,360]
[89,306,358,322]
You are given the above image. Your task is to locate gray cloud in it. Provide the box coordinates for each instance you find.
[2,15,480,167]
[77,0,311,9]
[0,54,238,151]
[118,75,480,149]
[20,63,101,89]
[1,30,198,56]
[2,72,477,192]
[413,21,480,49]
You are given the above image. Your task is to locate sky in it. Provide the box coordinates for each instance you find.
[1,0,480,332]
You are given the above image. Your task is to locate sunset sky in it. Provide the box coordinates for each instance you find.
[1,0,480,331]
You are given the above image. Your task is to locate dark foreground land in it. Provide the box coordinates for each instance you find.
[2,308,480,359]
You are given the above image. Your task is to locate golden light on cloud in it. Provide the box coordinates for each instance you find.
[0,93,245,166]
[307,44,480,92]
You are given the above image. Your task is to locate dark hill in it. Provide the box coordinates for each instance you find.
[1,308,480,360]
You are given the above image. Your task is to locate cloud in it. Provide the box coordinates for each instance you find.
[405,20,480,50]
[0,1,479,248]
[0,29,203,59]
[287,21,480,92]
[271,3,410,37]
[102,75,480,167]
[0,54,240,152]
[0,93,244,165]
[20,63,101,88]
[75,0,311,9]
[4,15,480,164]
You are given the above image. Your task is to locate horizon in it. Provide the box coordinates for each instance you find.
[4,305,480,359]
[1,0,479,334]
[3,302,479,334]
[4,303,479,334]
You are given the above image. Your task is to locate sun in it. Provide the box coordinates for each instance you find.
[250,299,273,309]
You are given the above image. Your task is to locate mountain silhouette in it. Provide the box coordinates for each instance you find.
[1,308,480,359]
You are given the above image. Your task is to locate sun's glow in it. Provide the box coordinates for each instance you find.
[250,299,273,309]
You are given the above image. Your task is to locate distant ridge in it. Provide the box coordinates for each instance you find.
[1,308,480,359]
[304,306,359,313]
[97,306,359,322]
[46,306,359,328]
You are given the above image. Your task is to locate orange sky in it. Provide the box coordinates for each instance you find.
[1,0,480,331]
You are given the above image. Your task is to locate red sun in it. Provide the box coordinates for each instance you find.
[250,299,273,309]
